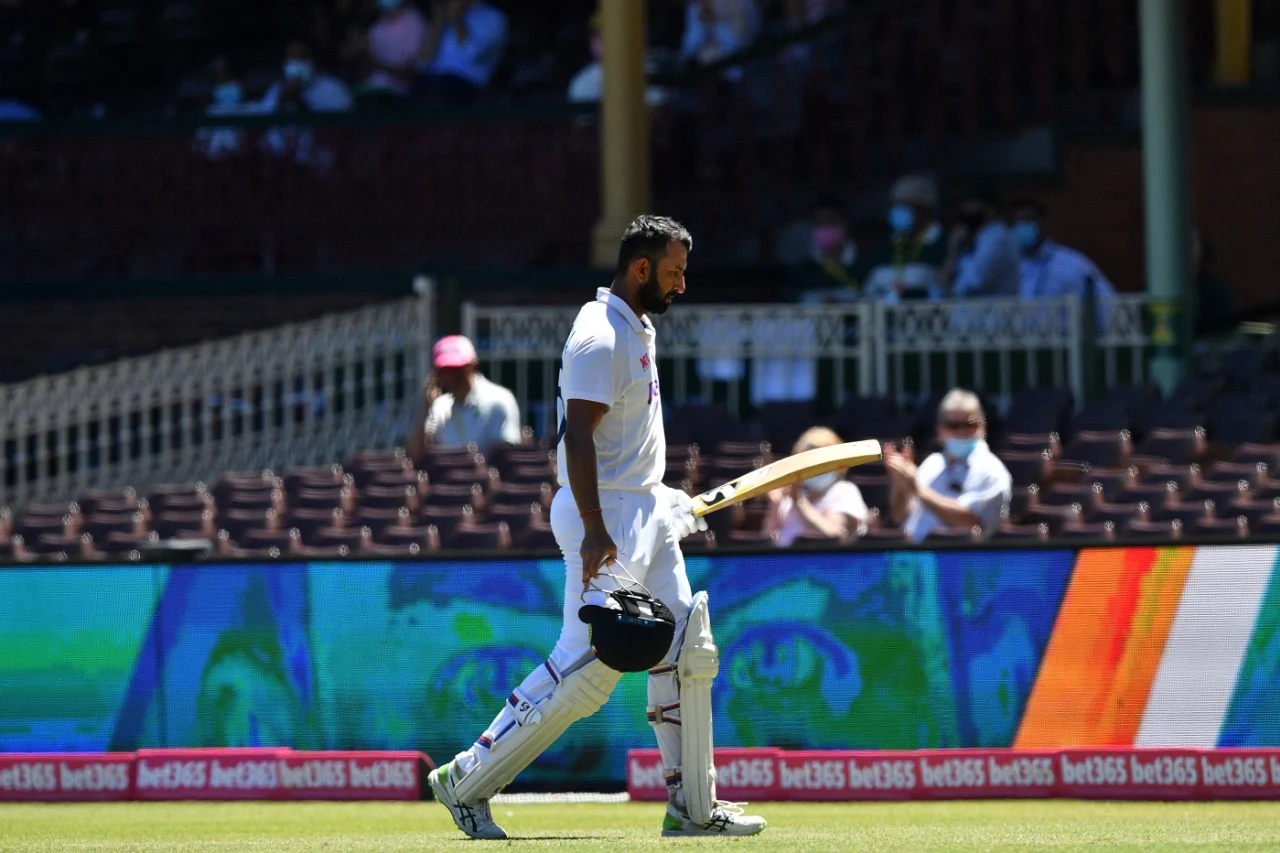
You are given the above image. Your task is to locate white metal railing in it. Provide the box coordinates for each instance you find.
[464,295,1151,435]
[0,281,434,509]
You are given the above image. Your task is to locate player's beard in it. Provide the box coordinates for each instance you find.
[637,268,673,315]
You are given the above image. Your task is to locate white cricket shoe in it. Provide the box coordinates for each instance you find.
[428,762,508,840]
[661,799,767,837]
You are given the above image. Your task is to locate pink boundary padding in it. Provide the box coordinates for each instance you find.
[628,747,1280,802]
[0,749,434,802]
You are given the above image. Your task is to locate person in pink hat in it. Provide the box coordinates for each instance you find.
[407,334,522,460]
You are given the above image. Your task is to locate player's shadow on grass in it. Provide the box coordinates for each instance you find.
[500,834,626,842]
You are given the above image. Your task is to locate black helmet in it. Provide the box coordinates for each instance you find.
[578,576,676,673]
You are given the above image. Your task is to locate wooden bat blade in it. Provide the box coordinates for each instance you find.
[689,439,883,517]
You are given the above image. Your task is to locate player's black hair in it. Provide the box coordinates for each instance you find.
[616,215,692,275]
[1008,196,1047,218]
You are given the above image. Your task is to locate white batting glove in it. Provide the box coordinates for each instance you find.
[660,484,709,540]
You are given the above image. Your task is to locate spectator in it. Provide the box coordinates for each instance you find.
[258,41,353,166]
[567,12,667,106]
[860,174,947,303]
[417,0,508,102]
[765,427,870,545]
[1011,197,1116,304]
[941,187,1020,297]
[195,57,258,160]
[790,196,858,303]
[408,334,522,459]
[884,388,1011,542]
[348,0,430,98]
[681,0,761,71]
[260,41,354,114]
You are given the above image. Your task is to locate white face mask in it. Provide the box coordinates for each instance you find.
[803,471,839,494]
[283,59,314,82]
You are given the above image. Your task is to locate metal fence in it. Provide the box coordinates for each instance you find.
[0,282,434,509]
[464,294,1151,435]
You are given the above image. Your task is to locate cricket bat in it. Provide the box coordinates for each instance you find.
[689,439,883,517]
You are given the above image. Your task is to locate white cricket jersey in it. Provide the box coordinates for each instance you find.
[555,288,665,492]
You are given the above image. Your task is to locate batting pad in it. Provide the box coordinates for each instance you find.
[678,591,719,825]
[451,658,621,803]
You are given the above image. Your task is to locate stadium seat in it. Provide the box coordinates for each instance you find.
[1113,480,1178,507]
[1057,521,1117,542]
[356,506,413,537]
[426,483,488,514]
[306,526,372,551]
[84,511,147,541]
[375,526,437,550]
[96,531,159,556]
[757,402,814,450]
[850,475,891,514]
[1124,518,1183,541]
[998,432,1061,457]
[31,532,92,558]
[487,502,543,535]
[1087,501,1150,527]
[148,489,209,514]
[77,487,138,515]
[222,489,283,512]
[490,482,552,510]
[220,508,279,541]
[723,529,782,549]
[1182,479,1251,505]
[0,535,29,561]
[1021,500,1084,532]
[1068,402,1131,435]
[1004,387,1072,434]
[713,440,772,459]
[1211,413,1279,446]
[242,528,301,553]
[1187,516,1249,541]
[924,526,982,543]
[1001,450,1051,487]
[155,509,215,539]
[1041,482,1104,509]
[1136,427,1207,465]
[991,522,1050,542]
[361,484,419,512]
[1138,463,1201,489]
[1149,498,1215,525]
[447,522,512,551]
[283,465,346,493]
[516,520,559,551]
[1252,515,1280,536]
[680,529,716,552]
[1061,430,1132,469]
[1088,466,1138,500]
[1230,443,1280,467]
[421,504,475,542]
[504,464,559,484]
[292,486,352,512]
[1204,461,1268,485]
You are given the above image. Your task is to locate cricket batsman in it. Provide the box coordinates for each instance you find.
[428,216,767,839]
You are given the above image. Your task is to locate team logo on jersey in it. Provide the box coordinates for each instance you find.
[639,353,651,370]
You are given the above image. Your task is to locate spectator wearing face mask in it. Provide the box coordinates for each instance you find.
[859,174,947,303]
[417,0,508,102]
[883,388,1011,542]
[681,0,761,77]
[195,57,259,161]
[258,41,353,167]
[790,196,858,303]
[348,0,429,98]
[261,41,354,114]
[940,187,1020,298]
[1011,197,1116,305]
[765,427,870,545]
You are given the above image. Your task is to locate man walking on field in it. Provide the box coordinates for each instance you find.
[428,216,767,840]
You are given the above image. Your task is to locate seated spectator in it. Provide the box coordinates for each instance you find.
[884,388,1011,542]
[860,174,947,303]
[260,41,355,114]
[1011,197,1116,304]
[681,0,761,73]
[766,427,870,545]
[789,196,858,303]
[408,334,522,459]
[568,12,667,106]
[195,57,259,160]
[941,187,1020,298]
[258,41,353,167]
[417,0,508,102]
[348,0,429,98]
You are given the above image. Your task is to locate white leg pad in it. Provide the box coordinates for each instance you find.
[677,591,718,826]
[451,657,621,803]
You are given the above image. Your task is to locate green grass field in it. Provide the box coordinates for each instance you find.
[3,800,1280,852]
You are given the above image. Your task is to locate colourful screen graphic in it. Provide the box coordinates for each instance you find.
[1,546,1277,786]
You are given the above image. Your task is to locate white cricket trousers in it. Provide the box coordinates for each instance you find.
[449,485,694,788]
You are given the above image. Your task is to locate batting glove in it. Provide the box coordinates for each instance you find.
[660,484,709,540]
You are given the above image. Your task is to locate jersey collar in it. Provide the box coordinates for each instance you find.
[597,287,653,334]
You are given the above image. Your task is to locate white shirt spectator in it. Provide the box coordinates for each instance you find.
[681,0,761,67]
[425,2,508,88]
[568,61,668,106]
[903,440,1011,542]
[775,479,869,545]
[425,373,522,450]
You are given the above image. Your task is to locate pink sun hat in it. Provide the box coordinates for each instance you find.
[433,335,478,368]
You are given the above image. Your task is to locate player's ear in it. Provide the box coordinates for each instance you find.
[631,256,649,281]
